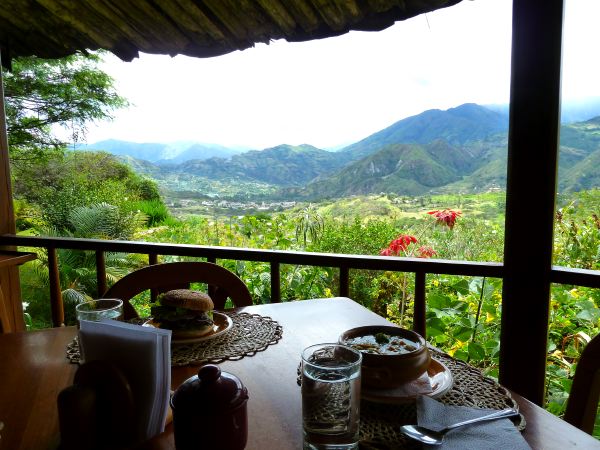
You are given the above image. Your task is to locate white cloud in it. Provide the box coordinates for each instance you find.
[81,0,599,149]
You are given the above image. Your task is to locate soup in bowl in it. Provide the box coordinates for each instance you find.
[339,325,430,388]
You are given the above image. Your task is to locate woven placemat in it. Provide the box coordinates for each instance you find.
[358,350,525,449]
[298,349,525,450]
[66,312,283,367]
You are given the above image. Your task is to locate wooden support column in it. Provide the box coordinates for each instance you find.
[499,0,564,405]
[0,49,25,331]
[339,266,349,298]
[271,262,281,303]
[413,271,426,338]
[96,251,107,297]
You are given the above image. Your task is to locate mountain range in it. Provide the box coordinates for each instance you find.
[79,103,600,199]
[77,140,243,163]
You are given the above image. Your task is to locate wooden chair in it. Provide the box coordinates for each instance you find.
[563,333,600,434]
[102,262,252,320]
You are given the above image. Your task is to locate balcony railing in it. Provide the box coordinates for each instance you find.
[2,234,599,333]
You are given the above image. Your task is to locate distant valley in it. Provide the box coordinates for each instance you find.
[79,103,600,204]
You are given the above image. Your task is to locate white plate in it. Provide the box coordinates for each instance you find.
[361,358,453,404]
[143,312,233,344]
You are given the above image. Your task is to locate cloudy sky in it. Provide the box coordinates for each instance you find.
[81,0,599,150]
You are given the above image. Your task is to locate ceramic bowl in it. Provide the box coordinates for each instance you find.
[339,325,430,389]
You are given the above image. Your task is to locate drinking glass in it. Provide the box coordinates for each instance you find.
[75,298,123,325]
[301,343,362,450]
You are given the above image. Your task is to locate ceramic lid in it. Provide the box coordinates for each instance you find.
[171,364,248,413]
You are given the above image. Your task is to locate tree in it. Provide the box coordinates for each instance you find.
[3,52,127,164]
[12,150,163,232]
[294,204,324,248]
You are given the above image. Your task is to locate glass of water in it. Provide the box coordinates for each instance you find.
[301,343,362,450]
[75,298,123,325]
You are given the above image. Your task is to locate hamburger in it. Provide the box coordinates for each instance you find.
[150,289,215,339]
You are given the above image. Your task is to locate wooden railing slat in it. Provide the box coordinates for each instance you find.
[271,262,281,303]
[47,247,64,327]
[149,253,159,302]
[414,271,426,338]
[95,251,106,297]
[339,266,349,298]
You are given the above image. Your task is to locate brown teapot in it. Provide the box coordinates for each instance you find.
[171,364,248,450]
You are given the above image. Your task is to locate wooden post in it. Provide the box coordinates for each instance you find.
[270,262,281,303]
[339,266,349,298]
[0,48,25,331]
[499,0,564,405]
[96,251,107,297]
[413,271,426,338]
[48,247,65,327]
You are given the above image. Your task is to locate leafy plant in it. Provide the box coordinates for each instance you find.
[294,204,324,248]
[127,199,170,227]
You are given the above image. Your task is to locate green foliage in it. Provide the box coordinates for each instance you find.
[135,178,162,201]
[127,199,171,227]
[4,53,128,164]
[69,203,147,240]
[12,151,162,232]
[554,195,600,270]
[294,204,324,248]
[18,200,150,327]
[21,207,146,326]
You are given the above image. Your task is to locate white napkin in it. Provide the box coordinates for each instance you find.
[417,395,531,449]
[79,319,171,443]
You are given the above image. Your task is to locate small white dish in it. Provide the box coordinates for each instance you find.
[361,358,453,404]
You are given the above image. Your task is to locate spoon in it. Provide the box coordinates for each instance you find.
[400,407,519,445]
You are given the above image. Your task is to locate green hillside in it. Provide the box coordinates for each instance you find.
[174,144,345,186]
[560,149,600,192]
[340,103,508,161]
[559,116,600,155]
[302,142,470,198]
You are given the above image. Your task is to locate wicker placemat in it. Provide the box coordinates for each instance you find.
[358,350,525,449]
[66,312,283,367]
[298,349,525,450]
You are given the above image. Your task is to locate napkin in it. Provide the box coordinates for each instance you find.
[416,395,531,449]
[78,319,171,443]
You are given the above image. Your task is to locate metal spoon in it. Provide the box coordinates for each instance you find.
[400,407,519,445]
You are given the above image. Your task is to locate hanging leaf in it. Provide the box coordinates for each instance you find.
[468,342,486,361]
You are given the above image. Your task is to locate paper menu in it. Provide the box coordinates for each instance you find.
[78,319,171,443]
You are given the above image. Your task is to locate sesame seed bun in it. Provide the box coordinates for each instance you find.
[159,289,214,311]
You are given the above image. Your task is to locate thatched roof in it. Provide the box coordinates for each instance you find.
[0,0,461,65]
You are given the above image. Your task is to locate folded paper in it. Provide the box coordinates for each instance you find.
[79,319,171,443]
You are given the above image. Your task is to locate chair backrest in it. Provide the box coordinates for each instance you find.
[563,333,600,434]
[103,262,252,320]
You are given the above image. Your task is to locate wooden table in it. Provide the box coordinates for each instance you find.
[1,298,598,449]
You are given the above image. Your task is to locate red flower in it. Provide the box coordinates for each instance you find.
[427,209,462,229]
[380,234,418,256]
[416,246,436,258]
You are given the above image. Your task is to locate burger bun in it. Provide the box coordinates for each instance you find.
[160,289,214,312]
